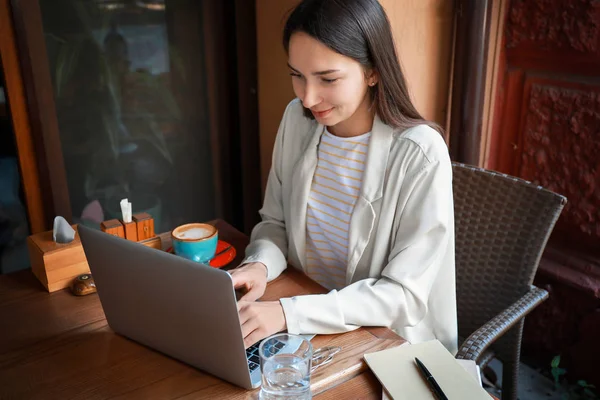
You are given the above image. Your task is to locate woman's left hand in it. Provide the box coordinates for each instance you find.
[238,301,287,348]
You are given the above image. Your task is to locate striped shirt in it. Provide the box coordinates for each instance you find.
[305,128,371,290]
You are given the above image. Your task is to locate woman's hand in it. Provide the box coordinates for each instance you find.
[238,300,287,348]
[229,262,268,301]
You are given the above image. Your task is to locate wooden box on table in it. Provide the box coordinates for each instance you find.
[26,225,90,292]
[132,212,155,241]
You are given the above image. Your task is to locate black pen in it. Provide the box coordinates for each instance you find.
[414,357,448,400]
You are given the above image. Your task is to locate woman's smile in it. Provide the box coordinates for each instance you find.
[311,107,334,119]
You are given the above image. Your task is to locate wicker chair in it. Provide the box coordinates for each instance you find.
[452,162,566,400]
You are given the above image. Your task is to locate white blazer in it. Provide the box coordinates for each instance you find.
[242,99,458,353]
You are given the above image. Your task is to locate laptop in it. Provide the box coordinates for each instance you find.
[78,225,311,389]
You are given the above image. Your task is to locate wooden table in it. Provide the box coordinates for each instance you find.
[0,220,404,399]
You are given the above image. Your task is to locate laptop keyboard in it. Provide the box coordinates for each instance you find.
[246,339,285,372]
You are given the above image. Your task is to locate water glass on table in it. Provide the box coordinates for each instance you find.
[259,333,313,400]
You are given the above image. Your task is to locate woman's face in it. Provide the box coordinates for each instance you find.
[288,32,376,137]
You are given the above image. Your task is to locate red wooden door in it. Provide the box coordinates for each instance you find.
[489,0,600,259]
[487,0,600,386]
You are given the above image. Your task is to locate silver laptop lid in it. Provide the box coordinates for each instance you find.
[78,225,254,389]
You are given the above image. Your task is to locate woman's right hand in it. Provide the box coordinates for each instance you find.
[229,262,268,302]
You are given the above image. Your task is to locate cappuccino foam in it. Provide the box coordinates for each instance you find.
[178,227,212,240]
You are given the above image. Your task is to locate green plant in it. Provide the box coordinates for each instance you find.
[551,355,598,400]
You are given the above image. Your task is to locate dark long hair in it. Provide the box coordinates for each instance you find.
[283,0,442,134]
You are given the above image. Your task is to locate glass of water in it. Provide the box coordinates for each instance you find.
[259,333,313,400]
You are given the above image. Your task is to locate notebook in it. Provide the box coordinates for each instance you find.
[381,359,482,400]
[364,340,490,400]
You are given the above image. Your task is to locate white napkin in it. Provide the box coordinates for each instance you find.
[120,198,132,223]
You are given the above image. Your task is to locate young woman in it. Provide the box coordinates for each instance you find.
[231,0,457,353]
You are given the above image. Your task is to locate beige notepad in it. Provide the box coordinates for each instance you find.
[381,359,482,400]
[364,340,490,400]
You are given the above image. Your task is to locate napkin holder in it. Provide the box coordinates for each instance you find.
[100,219,125,238]
[27,224,90,292]
[132,212,154,241]
[100,213,161,250]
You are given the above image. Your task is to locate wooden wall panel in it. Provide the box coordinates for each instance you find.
[379,0,454,126]
[256,0,298,193]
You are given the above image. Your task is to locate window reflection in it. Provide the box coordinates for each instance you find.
[41,0,215,233]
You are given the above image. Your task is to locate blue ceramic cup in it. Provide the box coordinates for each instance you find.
[171,223,218,263]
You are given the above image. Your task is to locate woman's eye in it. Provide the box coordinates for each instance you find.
[289,73,302,78]
[322,78,338,84]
